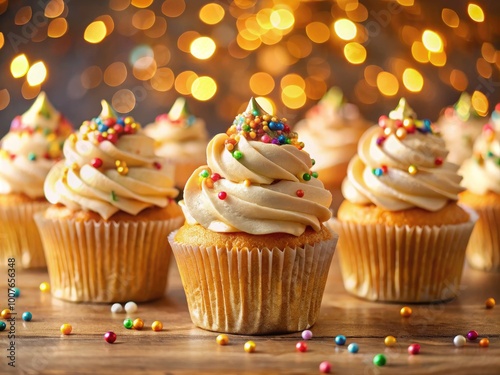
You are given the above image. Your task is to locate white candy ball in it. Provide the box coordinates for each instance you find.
[110,303,123,313]
[124,301,138,314]
[453,335,466,347]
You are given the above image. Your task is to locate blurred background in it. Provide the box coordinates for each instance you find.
[0,0,499,137]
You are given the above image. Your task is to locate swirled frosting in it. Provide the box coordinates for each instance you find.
[342,98,464,211]
[181,98,332,236]
[437,92,488,165]
[0,92,73,198]
[144,97,208,163]
[460,105,500,195]
[294,87,370,170]
[44,100,178,220]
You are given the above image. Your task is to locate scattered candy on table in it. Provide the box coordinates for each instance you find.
[151,321,163,332]
[485,298,496,309]
[60,324,72,335]
[104,331,117,344]
[453,335,466,347]
[296,341,308,352]
[301,329,313,340]
[319,361,331,374]
[1,309,11,319]
[479,338,490,348]
[467,330,478,341]
[39,282,50,292]
[22,312,32,321]
[111,303,123,313]
[216,334,229,345]
[373,354,387,366]
[347,343,359,353]
[124,301,138,314]
[400,306,412,317]
[335,335,346,345]
[123,318,133,329]
[11,287,20,297]
[385,335,397,347]
[133,318,144,330]
[244,341,256,353]
[0,321,6,331]
[408,343,421,355]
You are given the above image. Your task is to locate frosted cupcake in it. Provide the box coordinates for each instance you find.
[294,87,370,212]
[169,98,337,334]
[459,104,500,272]
[144,97,208,188]
[35,101,183,302]
[437,92,488,165]
[334,98,476,303]
[0,92,73,268]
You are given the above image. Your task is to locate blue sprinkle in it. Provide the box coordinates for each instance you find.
[252,109,259,116]
[269,121,279,131]
[22,312,32,321]
[11,287,20,297]
[348,343,359,353]
[187,115,196,126]
[335,335,346,345]
[278,135,287,144]
[116,118,125,126]
[373,168,383,177]
[98,124,109,132]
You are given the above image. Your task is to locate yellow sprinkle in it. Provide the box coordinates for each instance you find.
[263,125,269,132]
[244,179,251,187]
[107,128,116,134]
[89,123,97,130]
[249,132,256,139]
[131,122,138,130]
[124,117,133,125]
[39,282,50,292]
[81,133,88,141]
[408,165,418,175]
[102,131,108,138]
[226,144,234,151]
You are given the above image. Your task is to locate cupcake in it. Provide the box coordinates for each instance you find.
[334,98,477,303]
[144,97,208,188]
[168,98,337,334]
[35,101,183,302]
[436,92,488,165]
[459,104,500,272]
[0,92,73,268]
[294,87,370,212]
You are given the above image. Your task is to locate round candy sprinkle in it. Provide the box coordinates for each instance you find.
[385,335,397,347]
[485,298,496,309]
[347,343,359,353]
[111,303,123,313]
[0,322,6,331]
[60,324,72,335]
[91,158,103,168]
[11,287,20,297]
[373,354,387,366]
[104,331,117,344]
[244,341,256,353]
[479,338,490,348]
[296,190,304,198]
[400,306,412,317]
[22,312,32,321]
[216,334,229,345]
[302,173,311,181]
[453,335,466,347]
[151,321,163,332]
[408,343,420,355]
[124,301,138,314]
[335,335,346,345]
[123,318,133,329]
[301,329,313,340]
[133,318,144,330]
[408,165,418,175]
[319,361,331,373]
[467,330,478,341]
[39,282,50,292]
[1,309,11,319]
[296,341,308,352]
[218,191,227,200]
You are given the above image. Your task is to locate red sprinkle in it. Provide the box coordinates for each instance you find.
[113,124,124,134]
[211,173,221,182]
[296,341,308,352]
[96,134,105,143]
[124,125,133,134]
[218,191,227,200]
[381,165,388,174]
[91,158,103,168]
[408,343,420,355]
[153,161,162,170]
[296,190,304,198]
[435,157,443,166]
[107,133,118,143]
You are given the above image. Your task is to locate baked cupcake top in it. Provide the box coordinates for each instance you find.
[143,97,208,162]
[0,92,73,198]
[180,98,332,236]
[437,92,488,165]
[459,104,500,195]
[342,98,464,212]
[44,100,178,220]
[294,87,370,170]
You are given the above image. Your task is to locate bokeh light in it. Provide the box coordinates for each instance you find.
[199,3,225,25]
[112,89,136,113]
[344,42,366,64]
[334,19,357,41]
[191,76,217,101]
[468,4,484,22]
[0,89,10,111]
[190,36,216,60]
[422,30,443,53]
[26,62,47,86]
[376,72,399,96]
[402,68,424,92]
[249,72,275,96]
[84,21,107,43]
[10,54,29,78]
[48,18,68,38]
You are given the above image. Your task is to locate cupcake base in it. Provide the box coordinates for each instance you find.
[169,225,338,335]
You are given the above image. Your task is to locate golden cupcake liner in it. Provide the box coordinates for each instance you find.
[168,230,338,335]
[34,212,184,303]
[465,204,500,272]
[332,212,477,303]
[0,200,49,269]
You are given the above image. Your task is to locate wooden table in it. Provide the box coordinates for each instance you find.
[1,254,499,375]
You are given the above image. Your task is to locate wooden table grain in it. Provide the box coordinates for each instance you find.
[1,253,499,375]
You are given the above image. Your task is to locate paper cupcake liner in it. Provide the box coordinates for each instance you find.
[333,214,477,303]
[34,212,184,303]
[169,230,338,335]
[0,200,49,269]
[465,204,500,272]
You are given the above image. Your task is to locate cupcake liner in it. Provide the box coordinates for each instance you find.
[34,212,184,303]
[465,204,500,272]
[169,229,338,335]
[0,200,50,269]
[332,211,477,303]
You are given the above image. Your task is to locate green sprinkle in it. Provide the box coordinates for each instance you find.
[487,151,494,157]
[311,159,315,166]
[199,169,210,178]
[27,152,36,161]
[252,109,259,116]
[233,150,243,160]
[312,171,318,178]
[111,191,118,202]
[242,124,251,132]
[303,173,311,181]
[373,354,386,366]
[123,318,133,329]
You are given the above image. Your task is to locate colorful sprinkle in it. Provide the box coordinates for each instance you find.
[39,282,50,292]
[408,165,418,175]
[111,191,118,202]
[434,157,443,166]
[385,335,397,347]
[335,335,346,345]
[373,168,384,177]
[485,298,496,309]
[347,343,359,353]
[0,322,6,331]
[233,150,243,160]
[400,306,412,317]
[373,354,386,366]
[22,312,32,321]
[296,341,308,352]
[132,318,144,330]
[115,160,129,175]
[153,161,162,170]
[123,318,133,329]
[111,303,123,313]
[27,152,37,161]
[467,330,478,341]
[199,169,210,178]
[211,173,221,182]
[479,338,490,347]
[301,330,313,340]
[124,301,138,313]
[244,340,256,353]
[296,190,304,198]
[216,334,229,345]
[1,309,11,319]
[319,361,331,374]
[218,191,227,200]
[408,343,420,355]
[60,324,72,335]
[91,158,103,168]
[303,173,311,181]
[453,335,466,347]
[311,171,318,178]
[104,331,117,344]
[151,321,163,332]
[11,287,20,297]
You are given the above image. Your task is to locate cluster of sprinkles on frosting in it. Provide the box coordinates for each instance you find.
[371,98,443,178]
[474,104,500,166]
[154,97,197,127]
